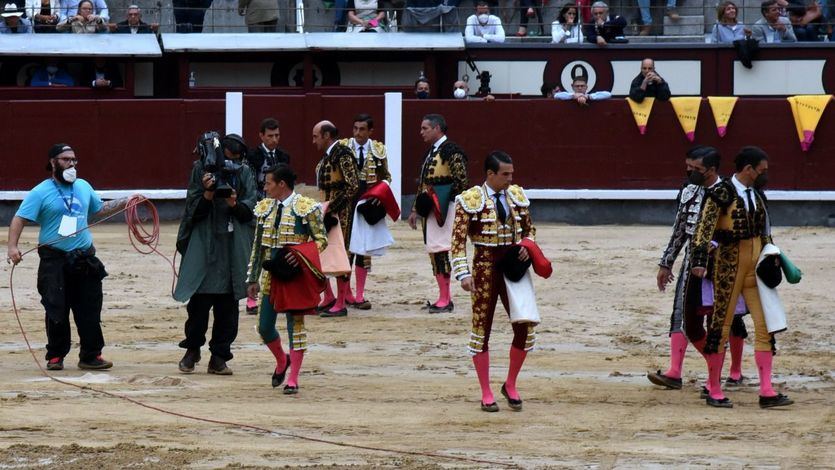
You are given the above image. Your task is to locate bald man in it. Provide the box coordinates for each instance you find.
[629,58,671,103]
[312,121,360,317]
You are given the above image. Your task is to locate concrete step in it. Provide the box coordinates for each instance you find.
[663,14,706,35]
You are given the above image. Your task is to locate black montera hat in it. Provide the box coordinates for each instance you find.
[497,245,532,282]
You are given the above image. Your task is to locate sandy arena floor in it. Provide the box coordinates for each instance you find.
[1,221,833,469]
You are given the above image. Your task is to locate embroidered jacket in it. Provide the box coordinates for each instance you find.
[413,139,469,211]
[691,178,772,269]
[659,183,708,268]
[450,184,536,280]
[338,138,391,186]
[316,142,360,217]
[247,193,328,292]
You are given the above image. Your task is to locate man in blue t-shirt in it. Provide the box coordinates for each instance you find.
[7,143,128,371]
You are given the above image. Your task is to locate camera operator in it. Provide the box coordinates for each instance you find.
[629,58,671,103]
[174,132,256,375]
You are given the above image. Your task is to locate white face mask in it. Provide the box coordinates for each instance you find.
[453,88,467,99]
[477,14,489,23]
[62,167,77,183]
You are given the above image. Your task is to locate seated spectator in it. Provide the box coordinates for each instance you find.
[751,0,797,42]
[57,0,106,32]
[346,0,385,32]
[517,0,543,36]
[786,0,823,41]
[238,0,279,33]
[415,76,430,98]
[464,0,504,43]
[551,2,583,43]
[540,81,559,98]
[710,0,750,43]
[60,0,107,23]
[25,0,61,33]
[0,2,32,33]
[452,79,495,100]
[112,4,157,33]
[629,58,671,102]
[29,61,75,86]
[554,77,611,103]
[583,1,626,46]
[83,58,123,88]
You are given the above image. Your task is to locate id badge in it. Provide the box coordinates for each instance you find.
[58,215,78,237]
[227,219,234,232]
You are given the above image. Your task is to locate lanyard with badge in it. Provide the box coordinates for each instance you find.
[53,180,77,237]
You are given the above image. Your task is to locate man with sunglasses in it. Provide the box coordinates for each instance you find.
[7,144,129,371]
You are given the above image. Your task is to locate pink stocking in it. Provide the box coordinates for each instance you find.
[355,266,368,302]
[755,350,777,397]
[665,332,688,379]
[287,349,305,387]
[329,277,349,312]
[265,338,287,373]
[706,351,726,400]
[472,351,494,405]
[435,273,451,307]
[505,347,527,400]
[246,297,257,309]
[320,279,335,306]
[729,336,745,381]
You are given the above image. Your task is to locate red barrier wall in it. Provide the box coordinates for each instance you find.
[2,96,833,191]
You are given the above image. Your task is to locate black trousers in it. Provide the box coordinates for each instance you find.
[37,251,105,362]
[179,293,239,361]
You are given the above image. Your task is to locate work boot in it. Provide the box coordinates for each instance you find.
[178,348,200,374]
[78,355,113,370]
[207,355,233,375]
[666,8,680,20]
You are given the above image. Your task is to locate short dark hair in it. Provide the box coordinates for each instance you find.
[476,0,489,6]
[422,114,447,133]
[415,77,429,88]
[540,81,556,97]
[558,2,578,24]
[572,77,587,85]
[735,146,768,172]
[260,117,280,134]
[485,150,513,173]
[354,113,374,129]
[268,163,297,190]
[320,123,339,139]
[760,0,778,14]
[222,133,247,157]
[686,145,721,171]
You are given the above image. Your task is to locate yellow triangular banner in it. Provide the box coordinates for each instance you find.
[669,97,702,142]
[626,97,654,135]
[707,96,738,137]
[787,95,833,151]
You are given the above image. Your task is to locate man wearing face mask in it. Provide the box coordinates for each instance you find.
[415,77,431,99]
[464,1,505,43]
[174,133,256,375]
[690,146,793,409]
[649,146,748,395]
[7,144,130,371]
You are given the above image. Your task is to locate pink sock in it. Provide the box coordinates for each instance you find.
[729,335,745,380]
[345,271,356,304]
[287,349,305,387]
[472,351,494,404]
[435,273,451,307]
[505,347,527,400]
[706,351,726,400]
[355,266,368,302]
[265,338,287,373]
[246,297,257,309]
[755,350,777,397]
[664,332,688,379]
[330,278,348,312]
[320,280,335,306]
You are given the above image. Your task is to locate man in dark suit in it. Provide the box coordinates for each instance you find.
[247,117,291,201]
[112,5,156,33]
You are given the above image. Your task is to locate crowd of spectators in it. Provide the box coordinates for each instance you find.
[0,0,832,42]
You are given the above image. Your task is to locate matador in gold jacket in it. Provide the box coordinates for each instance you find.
[451,151,536,412]
[689,146,792,409]
[313,120,360,317]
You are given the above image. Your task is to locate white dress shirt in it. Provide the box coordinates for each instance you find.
[464,14,505,43]
[731,174,756,211]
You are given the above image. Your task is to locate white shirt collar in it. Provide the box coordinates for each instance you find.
[277,191,296,207]
[731,174,756,209]
[433,135,447,150]
[354,139,369,154]
[261,143,276,154]
[325,141,338,156]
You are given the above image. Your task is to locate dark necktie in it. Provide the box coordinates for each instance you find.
[268,150,275,164]
[274,202,284,227]
[494,193,507,224]
[357,146,365,171]
[745,188,755,231]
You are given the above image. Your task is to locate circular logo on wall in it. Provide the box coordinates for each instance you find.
[560,61,596,91]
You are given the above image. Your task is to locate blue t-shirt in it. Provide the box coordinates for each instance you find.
[15,178,103,252]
